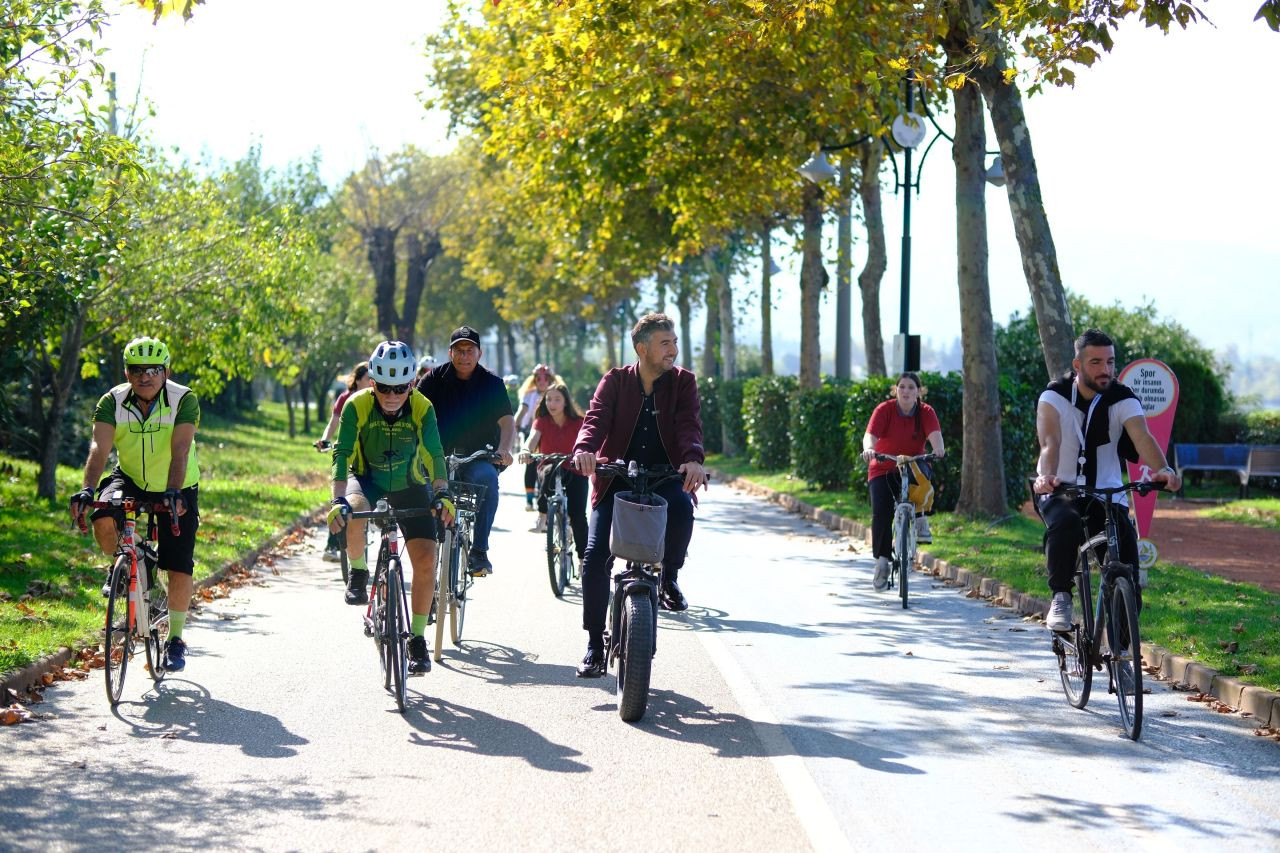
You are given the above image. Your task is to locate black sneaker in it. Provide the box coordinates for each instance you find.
[468,549,493,577]
[408,635,431,674]
[659,579,688,612]
[101,569,126,598]
[163,636,187,672]
[345,568,369,605]
[576,645,605,678]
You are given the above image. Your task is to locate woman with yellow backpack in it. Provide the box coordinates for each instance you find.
[860,372,946,591]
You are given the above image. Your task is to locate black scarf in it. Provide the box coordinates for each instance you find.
[1046,373,1140,485]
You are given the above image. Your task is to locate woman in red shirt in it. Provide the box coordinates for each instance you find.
[859,372,945,591]
[519,382,588,563]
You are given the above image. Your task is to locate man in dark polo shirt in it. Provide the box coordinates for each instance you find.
[416,326,515,575]
[571,312,708,677]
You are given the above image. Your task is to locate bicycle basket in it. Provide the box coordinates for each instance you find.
[609,491,667,563]
[448,480,488,514]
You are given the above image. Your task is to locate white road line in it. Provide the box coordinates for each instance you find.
[697,627,856,853]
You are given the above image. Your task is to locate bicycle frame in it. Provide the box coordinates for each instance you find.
[432,447,497,660]
[531,453,575,596]
[874,453,933,609]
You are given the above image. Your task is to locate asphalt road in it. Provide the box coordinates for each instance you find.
[2,472,1278,852]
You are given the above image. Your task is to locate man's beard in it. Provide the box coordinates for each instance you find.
[1081,372,1111,395]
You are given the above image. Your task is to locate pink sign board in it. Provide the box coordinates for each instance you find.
[1118,359,1180,539]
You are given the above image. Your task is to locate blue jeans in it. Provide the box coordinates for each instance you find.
[581,480,694,637]
[455,459,500,553]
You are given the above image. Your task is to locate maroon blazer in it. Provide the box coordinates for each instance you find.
[573,364,705,507]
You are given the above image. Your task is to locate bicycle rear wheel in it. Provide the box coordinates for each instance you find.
[386,562,407,713]
[450,533,469,646]
[895,504,914,609]
[103,556,132,706]
[434,532,452,662]
[617,591,655,722]
[546,503,565,598]
[374,565,390,689]
[143,581,169,683]
[558,510,572,593]
[1057,566,1093,709]
[1109,574,1143,740]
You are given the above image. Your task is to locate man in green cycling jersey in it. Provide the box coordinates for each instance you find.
[69,337,200,673]
[327,340,455,674]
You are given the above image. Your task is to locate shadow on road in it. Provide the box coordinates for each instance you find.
[109,679,309,758]
[405,696,590,773]
[1000,792,1267,841]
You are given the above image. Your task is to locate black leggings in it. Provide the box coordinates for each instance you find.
[537,467,589,560]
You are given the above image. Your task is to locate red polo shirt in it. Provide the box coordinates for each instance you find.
[866,399,940,480]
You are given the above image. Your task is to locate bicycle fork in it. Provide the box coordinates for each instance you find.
[606,565,660,666]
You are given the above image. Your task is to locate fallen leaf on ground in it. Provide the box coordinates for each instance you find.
[1,703,35,725]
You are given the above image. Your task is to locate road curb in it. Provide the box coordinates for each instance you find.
[708,467,1280,729]
[0,504,328,704]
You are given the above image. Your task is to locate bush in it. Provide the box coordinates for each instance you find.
[1241,409,1280,444]
[792,379,854,490]
[842,375,897,471]
[698,377,723,455]
[1000,375,1041,507]
[742,375,796,469]
[718,377,746,456]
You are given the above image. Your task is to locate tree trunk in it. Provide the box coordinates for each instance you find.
[701,273,721,379]
[35,310,88,499]
[400,230,441,346]
[950,64,1008,516]
[506,325,518,374]
[366,226,399,341]
[533,325,543,366]
[836,157,853,379]
[298,374,312,434]
[701,248,736,381]
[798,182,825,389]
[759,225,774,376]
[857,139,888,377]
[603,322,618,370]
[965,0,1074,380]
[675,280,693,370]
[654,266,669,313]
[283,383,297,439]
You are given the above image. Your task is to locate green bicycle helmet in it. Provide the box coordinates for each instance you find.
[123,336,170,366]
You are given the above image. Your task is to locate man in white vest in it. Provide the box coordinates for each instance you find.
[70,336,200,673]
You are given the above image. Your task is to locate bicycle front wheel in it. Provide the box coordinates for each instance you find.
[1109,574,1143,740]
[1057,565,1093,709]
[450,534,468,646]
[386,563,407,713]
[103,556,133,706]
[895,504,914,609]
[434,532,452,662]
[558,510,573,593]
[617,591,655,723]
[546,504,565,598]
[143,584,169,683]
[374,566,390,689]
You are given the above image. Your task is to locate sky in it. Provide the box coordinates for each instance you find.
[99,1,1280,364]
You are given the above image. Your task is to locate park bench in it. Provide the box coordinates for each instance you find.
[1242,445,1280,498]
[1173,444,1249,483]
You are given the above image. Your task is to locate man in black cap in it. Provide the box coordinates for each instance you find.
[416,326,515,575]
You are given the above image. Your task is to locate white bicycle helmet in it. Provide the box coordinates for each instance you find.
[368,340,416,383]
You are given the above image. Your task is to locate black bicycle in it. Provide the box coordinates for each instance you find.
[529,453,578,597]
[596,460,685,723]
[349,499,436,713]
[872,452,934,609]
[1043,481,1163,740]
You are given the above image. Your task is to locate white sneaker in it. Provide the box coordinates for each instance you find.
[873,557,890,591]
[321,547,340,563]
[1046,592,1074,632]
[916,516,932,544]
[530,514,546,533]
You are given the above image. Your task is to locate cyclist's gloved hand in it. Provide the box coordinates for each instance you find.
[164,488,186,517]
[69,488,94,526]
[433,493,456,524]
[313,439,331,451]
[327,497,351,531]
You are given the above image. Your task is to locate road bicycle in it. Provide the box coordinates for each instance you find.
[596,460,685,723]
[529,452,579,598]
[349,499,436,713]
[873,452,934,610]
[432,447,501,662]
[80,497,179,706]
[1041,480,1162,741]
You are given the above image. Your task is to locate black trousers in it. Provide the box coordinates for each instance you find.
[1038,494,1140,594]
[868,473,902,560]
[581,480,694,638]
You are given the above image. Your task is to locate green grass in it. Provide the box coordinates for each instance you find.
[1199,498,1280,531]
[708,453,1280,692]
[0,402,327,675]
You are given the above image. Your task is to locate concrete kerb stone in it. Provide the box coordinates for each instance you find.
[0,504,328,704]
[706,465,1280,725]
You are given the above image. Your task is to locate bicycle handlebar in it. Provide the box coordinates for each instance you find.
[77,497,178,536]
[347,505,438,521]
[447,446,503,467]
[1053,481,1166,500]
[529,452,573,469]
[595,461,686,491]
[872,452,935,465]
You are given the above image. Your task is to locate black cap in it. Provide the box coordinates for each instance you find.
[449,326,482,348]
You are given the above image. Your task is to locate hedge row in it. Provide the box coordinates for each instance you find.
[699,372,1041,511]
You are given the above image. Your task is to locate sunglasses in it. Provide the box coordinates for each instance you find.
[375,382,411,395]
[126,365,165,378]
